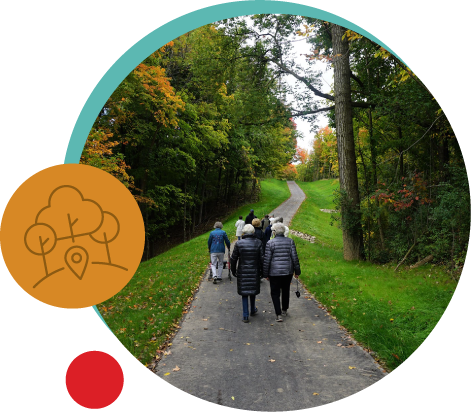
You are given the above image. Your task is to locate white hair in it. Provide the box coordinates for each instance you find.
[242,224,255,235]
[272,222,286,235]
[214,221,223,229]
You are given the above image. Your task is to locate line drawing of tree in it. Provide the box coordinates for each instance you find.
[36,185,104,243]
[89,211,128,271]
[24,223,64,288]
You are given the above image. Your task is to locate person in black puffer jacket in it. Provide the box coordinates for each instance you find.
[252,218,265,253]
[264,222,301,322]
[230,224,264,323]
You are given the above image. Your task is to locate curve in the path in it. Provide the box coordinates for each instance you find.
[155,181,386,411]
[270,181,305,226]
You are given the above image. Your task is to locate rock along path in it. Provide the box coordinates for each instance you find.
[155,181,386,410]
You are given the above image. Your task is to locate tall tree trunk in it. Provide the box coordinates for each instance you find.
[398,127,404,178]
[332,24,363,261]
[217,165,222,202]
[183,175,187,243]
[365,54,378,186]
[368,109,377,185]
[199,167,209,224]
[224,168,231,203]
[438,136,449,180]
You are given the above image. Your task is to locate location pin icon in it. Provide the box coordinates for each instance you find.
[65,246,89,280]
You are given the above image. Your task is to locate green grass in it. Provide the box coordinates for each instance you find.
[97,178,290,366]
[291,179,342,250]
[292,179,458,370]
[99,178,456,371]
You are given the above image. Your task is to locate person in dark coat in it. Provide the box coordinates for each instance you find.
[264,223,301,322]
[245,209,257,224]
[251,218,265,252]
[264,221,272,241]
[230,224,264,323]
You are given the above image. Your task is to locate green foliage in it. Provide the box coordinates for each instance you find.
[82,25,297,256]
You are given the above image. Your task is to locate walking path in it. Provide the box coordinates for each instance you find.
[155,181,386,410]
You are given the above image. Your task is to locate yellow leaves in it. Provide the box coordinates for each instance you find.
[313,393,319,396]
[231,397,235,401]
[348,366,356,370]
[246,343,251,345]
[164,372,170,376]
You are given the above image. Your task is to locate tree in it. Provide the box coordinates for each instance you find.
[332,24,363,260]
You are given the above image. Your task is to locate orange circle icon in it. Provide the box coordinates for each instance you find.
[1,164,145,308]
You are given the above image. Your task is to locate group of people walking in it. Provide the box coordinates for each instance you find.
[208,209,301,323]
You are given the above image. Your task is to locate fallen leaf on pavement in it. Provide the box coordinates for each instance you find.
[173,366,180,372]
[348,366,356,370]
[317,341,322,344]
[313,393,319,396]
[269,359,276,362]
[231,397,235,401]
[164,373,170,376]
[246,343,251,345]
[337,344,342,347]
[164,351,172,356]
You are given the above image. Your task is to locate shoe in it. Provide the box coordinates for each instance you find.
[281,310,288,316]
[250,308,258,316]
[243,317,249,323]
[276,315,283,322]
[213,278,218,284]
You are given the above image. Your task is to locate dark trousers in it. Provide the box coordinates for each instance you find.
[242,295,256,318]
[269,275,293,315]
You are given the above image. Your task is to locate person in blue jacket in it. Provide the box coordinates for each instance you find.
[208,221,231,284]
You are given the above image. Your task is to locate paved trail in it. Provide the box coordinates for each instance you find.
[156,181,386,410]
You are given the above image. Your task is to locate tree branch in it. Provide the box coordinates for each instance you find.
[350,71,364,88]
[290,107,334,117]
[269,59,335,101]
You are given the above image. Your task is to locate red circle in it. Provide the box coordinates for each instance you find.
[66,351,124,409]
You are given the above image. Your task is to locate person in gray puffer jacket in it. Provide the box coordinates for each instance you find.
[230,224,264,323]
[264,222,301,322]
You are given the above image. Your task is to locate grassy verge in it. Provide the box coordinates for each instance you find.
[291,179,342,250]
[97,178,290,367]
[291,179,458,370]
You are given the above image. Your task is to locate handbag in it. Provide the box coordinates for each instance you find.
[295,277,301,298]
